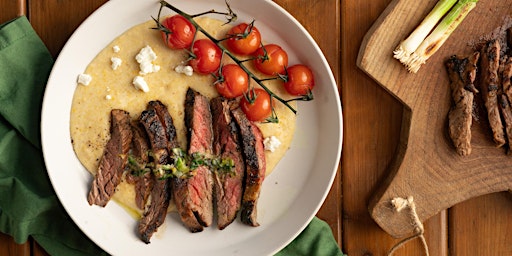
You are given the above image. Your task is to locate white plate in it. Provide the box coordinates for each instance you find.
[41,0,342,255]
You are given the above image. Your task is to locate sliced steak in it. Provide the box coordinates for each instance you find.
[210,97,245,230]
[172,88,214,232]
[88,109,132,207]
[445,52,479,156]
[125,122,153,210]
[502,57,512,106]
[499,94,512,153]
[138,109,171,244]
[480,39,506,147]
[231,107,266,227]
[148,100,179,150]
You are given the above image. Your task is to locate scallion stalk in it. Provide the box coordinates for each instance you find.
[406,0,478,73]
[393,0,457,64]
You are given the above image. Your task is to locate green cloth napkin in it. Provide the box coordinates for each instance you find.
[0,16,344,256]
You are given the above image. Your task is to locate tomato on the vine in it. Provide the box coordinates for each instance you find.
[215,64,249,98]
[160,15,196,49]
[284,64,315,96]
[253,44,288,75]
[240,88,272,122]
[226,23,261,55]
[188,39,222,74]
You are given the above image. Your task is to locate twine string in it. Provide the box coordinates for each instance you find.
[387,196,430,256]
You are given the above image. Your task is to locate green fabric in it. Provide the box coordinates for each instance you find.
[0,16,344,256]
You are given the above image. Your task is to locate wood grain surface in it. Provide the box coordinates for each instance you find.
[2,0,511,255]
[358,0,512,241]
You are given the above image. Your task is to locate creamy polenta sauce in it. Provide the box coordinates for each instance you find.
[70,17,296,217]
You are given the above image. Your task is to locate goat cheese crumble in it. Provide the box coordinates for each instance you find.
[174,64,194,76]
[135,45,160,75]
[112,45,120,53]
[111,57,122,70]
[263,136,281,152]
[77,73,92,86]
[133,76,149,92]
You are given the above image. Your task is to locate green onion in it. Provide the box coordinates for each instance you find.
[393,0,457,64]
[394,0,478,73]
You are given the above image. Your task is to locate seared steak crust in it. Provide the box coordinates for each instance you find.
[480,39,506,147]
[125,122,153,210]
[232,107,266,227]
[172,88,214,232]
[445,52,479,156]
[211,97,245,230]
[138,109,171,244]
[88,109,132,207]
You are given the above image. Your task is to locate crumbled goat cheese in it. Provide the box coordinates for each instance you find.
[112,45,120,53]
[174,64,194,76]
[133,76,149,92]
[105,94,112,100]
[135,45,160,75]
[111,57,122,70]
[263,136,281,152]
[77,73,92,86]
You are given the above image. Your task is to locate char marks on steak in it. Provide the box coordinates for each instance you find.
[231,107,266,227]
[210,97,245,230]
[172,88,214,232]
[480,39,506,147]
[501,57,512,151]
[148,100,179,150]
[125,122,153,210]
[87,109,132,207]
[138,108,172,244]
[445,52,479,156]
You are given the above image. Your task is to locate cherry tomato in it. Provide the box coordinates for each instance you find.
[215,64,249,98]
[188,39,222,74]
[284,64,315,95]
[253,44,288,75]
[226,23,261,55]
[240,88,272,122]
[160,15,196,49]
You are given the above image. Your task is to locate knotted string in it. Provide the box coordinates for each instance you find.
[387,196,429,256]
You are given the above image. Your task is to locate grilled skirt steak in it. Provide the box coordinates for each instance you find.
[231,107,266,227]
[480,39,506,147]
[445,52,479,156]
[172,88,214,232]
[211,97,245,230]
[138,109,172,244]
[147,100,179,150]
[125,122,153,210]
[88,109,132,207]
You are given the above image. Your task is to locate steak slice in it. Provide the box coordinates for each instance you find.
[480,39,506,147]
[502,57,512,107]
[210,97,245,230]
[148,100,179,151]
[88,109,132,207]
[125,122,153,210]
[138,109,171,244]
[445,52,479,156]
[231,107,266,227]
[499,94,512,153]
[172,88,214,232]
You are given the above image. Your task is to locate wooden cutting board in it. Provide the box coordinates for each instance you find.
[357,0,512,238]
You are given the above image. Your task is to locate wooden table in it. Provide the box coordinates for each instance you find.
[1,0,511,255]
